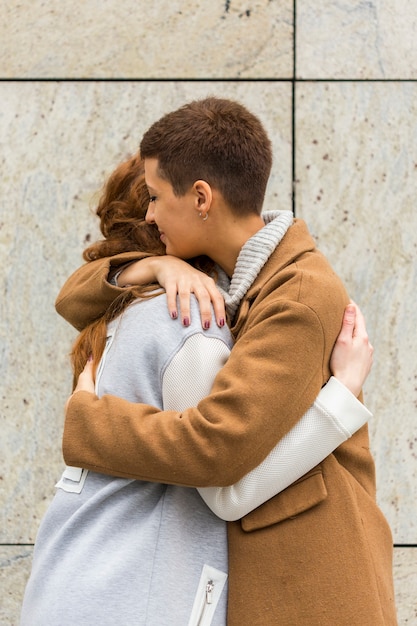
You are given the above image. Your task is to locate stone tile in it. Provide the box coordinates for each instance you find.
[295,81,417,542]
[0,81,292,542]
[393,548,417,624]
[297,0,417,78]
[0,0,293,78]
[0,545,33,625]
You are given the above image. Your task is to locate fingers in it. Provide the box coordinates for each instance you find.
[339,303,373,350]
[66,357,96,412]
[330,303,374,396]
[82,358,94,374]
[166,279,199,327]
[346,303,372,356]
[165,275,226,329]
[164,285,181,322]
[336,303,373,352]
[337,303,357,341]
[209,290,226,329]
[177,286,193,327]
[350,303,367,340]
[188,288,213,329]
[341,302,369,338]
[75,358,96,393]
[192,283,226,329]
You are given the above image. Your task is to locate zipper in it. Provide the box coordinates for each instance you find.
[205,579,214,605]
[196,579,214,626]
[188,565,228,626]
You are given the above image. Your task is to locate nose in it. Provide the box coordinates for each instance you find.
[145,203,155,224]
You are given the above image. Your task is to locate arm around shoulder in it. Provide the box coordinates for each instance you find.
[55,252,151,331]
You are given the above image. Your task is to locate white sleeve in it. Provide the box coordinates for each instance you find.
[198,377,371,520]
[162,333,230,411]
[162,338,372,522]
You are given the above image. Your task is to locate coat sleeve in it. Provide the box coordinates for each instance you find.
[63,294,352,487]
[198,377,371,519]
[55,252,151,331]
[162,334,371,518]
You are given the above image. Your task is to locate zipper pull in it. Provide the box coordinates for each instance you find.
[205,579,214,605]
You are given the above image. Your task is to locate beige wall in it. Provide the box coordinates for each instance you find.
[1,1,416,623]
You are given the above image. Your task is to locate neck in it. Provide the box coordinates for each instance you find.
[207,212,265,277]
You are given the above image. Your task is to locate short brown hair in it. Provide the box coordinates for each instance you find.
[140,97,272,215]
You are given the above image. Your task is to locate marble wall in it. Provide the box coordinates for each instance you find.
[1,1,416,623]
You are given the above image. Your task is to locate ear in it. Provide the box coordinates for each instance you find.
[192,180,212,218]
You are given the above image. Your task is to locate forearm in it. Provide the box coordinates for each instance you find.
[198,377,371,520]
[55,251,151,331]
[116,256,160,287]
[64,391,234,486]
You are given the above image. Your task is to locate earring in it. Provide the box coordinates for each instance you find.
[199,211,209,221]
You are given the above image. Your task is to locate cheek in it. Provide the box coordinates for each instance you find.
[168,228,198,255]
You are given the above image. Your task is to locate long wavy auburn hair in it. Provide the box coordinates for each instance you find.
[70,152,215,388]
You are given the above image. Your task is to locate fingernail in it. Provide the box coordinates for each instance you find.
[204,320,210,330]
[171,311,178,320]
[183,316,190,327]
[218,318,225,327]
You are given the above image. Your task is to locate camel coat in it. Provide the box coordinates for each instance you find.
[58,219,397,625]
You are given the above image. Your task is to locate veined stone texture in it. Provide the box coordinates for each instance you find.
[393,548,417,624]
[295,80,417,543]
[0,80,293,622]
[0,80,292,545]
[297,0,417,79]
[2,1,417,621]
[0,0,293,78]
[0,547,34,625]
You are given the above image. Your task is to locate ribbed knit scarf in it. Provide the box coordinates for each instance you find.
[216,210,294,319]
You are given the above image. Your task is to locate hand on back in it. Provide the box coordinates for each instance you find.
[330,302,373,397]
[118,256,226,330]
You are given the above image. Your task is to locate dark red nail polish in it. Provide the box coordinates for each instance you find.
[183,316,190,327]
[171,311,178,320]
[219,318,225,327]
[204,320,210,330]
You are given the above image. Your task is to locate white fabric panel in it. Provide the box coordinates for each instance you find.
[162,333,230,410]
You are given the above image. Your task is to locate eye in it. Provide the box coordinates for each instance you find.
[149,195,157,203]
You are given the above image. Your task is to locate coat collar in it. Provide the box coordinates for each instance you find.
[228,218,318,335]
